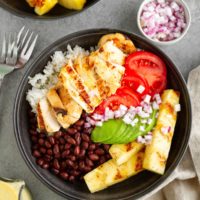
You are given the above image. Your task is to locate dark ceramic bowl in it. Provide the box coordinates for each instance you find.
[13,29,191,200]
[0,0,100,19]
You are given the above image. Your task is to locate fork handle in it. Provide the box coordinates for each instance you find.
[0,64,14,89]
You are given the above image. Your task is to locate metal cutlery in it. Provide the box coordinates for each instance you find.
[0,27,38,87]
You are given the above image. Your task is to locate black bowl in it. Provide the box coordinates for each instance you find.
[13,29,191,200]
[0,0,100,19]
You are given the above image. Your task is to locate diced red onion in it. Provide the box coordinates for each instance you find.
[139,111,150,118]
[156,112,159,118]
[84,122,91,128]
[137,136,146,144]
[141,119,147,124]
[132,118,139,124]
[136,85,145,94]
[140,126,145,132]
[143,104,153,114]
[86,116,91,122]
[119,104,128,111]
[153,94,162,104]
[144,134,153,141]
[128,106,137,114]
[114,110,124,118]
[104,108,115,120]
[157,0,165,4]
[95,121,103,127]
[144,95,151,104]
[147,131,153,135]
[147,118,153,125]
[170,1,180,12]
[123,115,132,125]
[152,101,159,110]
[136,106,143,114]
[131,121,136,127]
[92,113,104,121]
[175,104,181,112]
[161,126,171,134]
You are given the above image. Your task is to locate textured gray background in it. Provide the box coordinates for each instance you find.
[0,0,200,199]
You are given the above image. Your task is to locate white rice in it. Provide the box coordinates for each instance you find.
[26,45,89,113]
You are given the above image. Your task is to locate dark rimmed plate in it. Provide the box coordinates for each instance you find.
[0,0,100,19]
[13,29,191,200]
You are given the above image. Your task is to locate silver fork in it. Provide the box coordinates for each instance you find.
[0,27,38,87]
[16,26,38,68]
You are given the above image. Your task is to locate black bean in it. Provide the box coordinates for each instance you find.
[74,146,80,156]
[45,141,51,148]
[53,159,60,170]
[36,158,44,166]
[53,144,60,154]
[60,172,69,180]
[95,148,105,155]
[66,137,76,145]
[33,150,41,158]
[81,134,90,142]
[81,142,89,150]
[67,128,77,135]
[89,154,99,161]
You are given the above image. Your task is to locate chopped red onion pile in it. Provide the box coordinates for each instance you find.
[140,0,186,42]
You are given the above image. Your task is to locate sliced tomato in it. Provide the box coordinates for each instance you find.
[121,71,150,96]
[125,51,167,95]
[94,87,141,114]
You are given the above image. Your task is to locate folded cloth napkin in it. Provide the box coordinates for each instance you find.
[140,66,200,200]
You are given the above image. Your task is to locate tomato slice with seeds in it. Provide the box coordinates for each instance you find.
[94,87,141,114]
[121,71,150,96]
[125,51,167,95]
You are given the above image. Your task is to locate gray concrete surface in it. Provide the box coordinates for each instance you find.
[0,0,200,199]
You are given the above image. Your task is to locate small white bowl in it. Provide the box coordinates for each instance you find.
[137,0,191,45]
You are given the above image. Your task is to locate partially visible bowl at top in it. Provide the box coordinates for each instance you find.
[137,0,191,45]
[0,0,100,19]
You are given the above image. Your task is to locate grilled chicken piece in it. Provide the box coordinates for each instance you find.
[59,62,95,113]
[89,41,125,95]
[98,33,137,54]
[57,87,83,128]
[47,87,82,129]
[37,98,60,134]
[59,41,126,113]
[73,56,102,107]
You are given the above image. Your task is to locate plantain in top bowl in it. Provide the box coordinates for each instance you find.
[26,0,58,15]
[26,0,87,15]
[58,0,86,10]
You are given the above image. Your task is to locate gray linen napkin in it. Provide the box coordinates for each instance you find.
[139,66,200,200]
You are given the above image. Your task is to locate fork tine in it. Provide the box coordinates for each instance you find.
[0,34,6,63]
[17,26,25,46]
[20,29,30,49]
[20,32,33,56]
[23,34,38,60]
[6,33,12,62]
[11,33,18,64]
